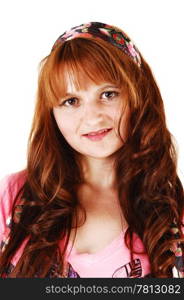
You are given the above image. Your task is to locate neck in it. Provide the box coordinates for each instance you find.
[77,154,117,190]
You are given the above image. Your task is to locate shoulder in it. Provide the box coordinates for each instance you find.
[0,169,27,238]
[0,169,27,202]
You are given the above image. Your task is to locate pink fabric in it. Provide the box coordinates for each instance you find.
[0,170,29,266]
[64,231,151,277]
[0,169,27,240]
[0,170,151,277]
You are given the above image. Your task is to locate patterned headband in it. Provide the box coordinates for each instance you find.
[52,22,142,67]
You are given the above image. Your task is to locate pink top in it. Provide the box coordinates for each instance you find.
[64,231,150,277]
[0,169,160,277]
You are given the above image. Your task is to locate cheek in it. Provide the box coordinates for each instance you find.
[53,111,73,138]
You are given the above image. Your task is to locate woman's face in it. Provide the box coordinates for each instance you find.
[53,73,129,159]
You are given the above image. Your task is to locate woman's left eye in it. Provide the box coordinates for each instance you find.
[102,91,118,99]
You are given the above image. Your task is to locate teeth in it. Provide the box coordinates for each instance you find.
[88,129,108,135]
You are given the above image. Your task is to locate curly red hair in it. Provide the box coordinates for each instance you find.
[0,37,184,277]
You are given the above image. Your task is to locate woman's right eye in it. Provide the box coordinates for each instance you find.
[60,98,78,107]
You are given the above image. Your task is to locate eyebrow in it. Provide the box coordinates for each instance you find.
[61,84,120,98]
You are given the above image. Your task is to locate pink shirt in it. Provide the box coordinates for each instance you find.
[65,231,151,277]
[0,170,158,277]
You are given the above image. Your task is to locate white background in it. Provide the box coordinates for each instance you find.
[0,0,183,183]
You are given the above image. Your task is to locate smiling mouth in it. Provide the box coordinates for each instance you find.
[83,128,112,135]
[83,128,112,141]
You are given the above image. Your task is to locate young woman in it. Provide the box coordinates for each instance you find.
[0,22,184,278]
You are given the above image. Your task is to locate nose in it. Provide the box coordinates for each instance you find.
[81,101,103,126]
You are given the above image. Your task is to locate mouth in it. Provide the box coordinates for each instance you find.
[82,128,112,141]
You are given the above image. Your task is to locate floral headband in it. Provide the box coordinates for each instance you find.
[51,21,142,67]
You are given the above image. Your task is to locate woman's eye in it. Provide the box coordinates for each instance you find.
[60,98,78,107]
[102,91,118,99]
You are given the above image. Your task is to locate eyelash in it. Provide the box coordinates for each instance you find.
[59,91,119,107]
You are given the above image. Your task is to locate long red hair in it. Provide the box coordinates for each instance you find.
[0,36,184,277]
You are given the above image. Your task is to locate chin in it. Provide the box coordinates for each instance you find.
[82,150,120,159]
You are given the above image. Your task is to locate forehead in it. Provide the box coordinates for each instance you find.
[63,70,119,93]
[61,62,126,92]
[63,69,94,91]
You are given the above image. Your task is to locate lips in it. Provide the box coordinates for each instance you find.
[83,128,112,141]
[83,128,112,136]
